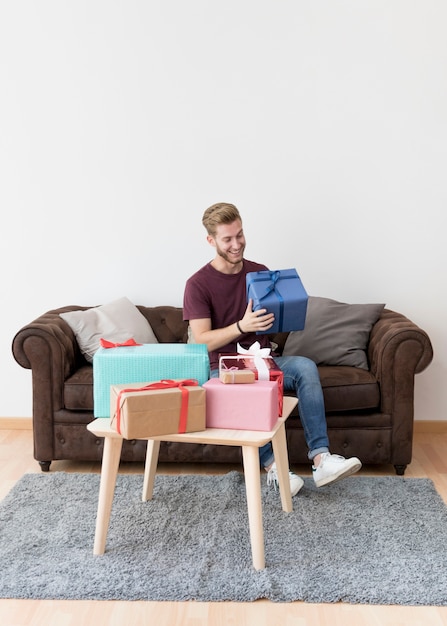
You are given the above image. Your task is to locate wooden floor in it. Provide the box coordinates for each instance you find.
[2,427,447,625]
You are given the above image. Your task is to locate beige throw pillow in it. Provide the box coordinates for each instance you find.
[60,297,158,363]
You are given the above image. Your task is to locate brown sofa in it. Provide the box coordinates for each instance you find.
[12,304,433,475]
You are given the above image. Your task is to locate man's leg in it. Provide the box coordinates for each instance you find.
[274,355,329,458]
[274,355,361,486]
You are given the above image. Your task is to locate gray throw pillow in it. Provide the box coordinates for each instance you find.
[282,296,385,369]
[60,296,158,363]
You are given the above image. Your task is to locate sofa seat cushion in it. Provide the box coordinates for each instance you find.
[284,366,380,414]
[64,366,94,411]
[63,363,379,414]
[318,365,380,412]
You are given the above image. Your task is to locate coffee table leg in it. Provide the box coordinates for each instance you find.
[93,436,123,555]
[271,422,293,513]
[241,445,265,570]
[142,439,161,501]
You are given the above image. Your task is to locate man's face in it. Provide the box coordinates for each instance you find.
[208,219,246,266]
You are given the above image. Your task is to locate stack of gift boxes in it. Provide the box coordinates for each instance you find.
[204,350,283,431]
[94,343,210,439]
[93,342,285,438]
[93,269,307,439]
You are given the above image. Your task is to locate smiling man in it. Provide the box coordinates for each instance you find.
[183,202,361,496]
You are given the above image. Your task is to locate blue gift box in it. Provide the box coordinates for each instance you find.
[246,268,308,334]
[93,343,210,418]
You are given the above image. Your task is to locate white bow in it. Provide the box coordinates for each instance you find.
[237,341,271,380]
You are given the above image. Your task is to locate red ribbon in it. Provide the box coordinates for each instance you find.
[114,379,199,435]
[100,338,142,349]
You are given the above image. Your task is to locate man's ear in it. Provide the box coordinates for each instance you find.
[207,234,216,248]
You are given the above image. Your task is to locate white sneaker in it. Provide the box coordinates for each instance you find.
[266,462,304,497]
[312,453,361,487]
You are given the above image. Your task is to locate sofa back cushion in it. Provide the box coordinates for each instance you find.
[138,306,188,343]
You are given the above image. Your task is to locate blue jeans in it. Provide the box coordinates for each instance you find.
[210,355,329,468]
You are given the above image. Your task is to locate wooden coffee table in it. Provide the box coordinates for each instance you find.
[87,395,298,570]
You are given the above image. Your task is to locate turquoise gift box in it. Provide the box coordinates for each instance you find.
[93,343,210,418]
[246,268,308,334]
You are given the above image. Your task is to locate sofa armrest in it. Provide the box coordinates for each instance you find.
[368,308,433,415]
[12,306,89,412]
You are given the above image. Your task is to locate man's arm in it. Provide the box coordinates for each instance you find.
[189,300,275,352]
[189,318,242,352]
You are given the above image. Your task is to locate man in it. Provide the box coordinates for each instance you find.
[183,202,361,496]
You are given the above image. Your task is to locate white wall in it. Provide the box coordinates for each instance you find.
[1,0,446,421]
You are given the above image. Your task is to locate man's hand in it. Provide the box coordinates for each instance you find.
[239,299,274,334]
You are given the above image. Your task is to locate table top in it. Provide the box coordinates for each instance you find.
[87,396,298,447]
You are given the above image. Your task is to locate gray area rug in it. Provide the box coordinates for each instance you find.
[1,471,447,604]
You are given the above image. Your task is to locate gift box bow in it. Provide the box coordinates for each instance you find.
[237,341,271,380]
[100,337,142,349]
[114,378,199,435]
[256,270,282,300]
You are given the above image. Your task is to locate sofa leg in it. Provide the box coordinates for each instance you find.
[394,464,406,476]
[39,461,51,472]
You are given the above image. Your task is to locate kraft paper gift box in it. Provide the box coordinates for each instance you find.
[93,343,210,418]
[219,367,256,384]
[110,379,206,439]
[246,268,308,334]
[219,369,256,384]
[203,378,279,431]
[219,344,284,415]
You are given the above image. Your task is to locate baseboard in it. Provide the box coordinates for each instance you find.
[0,417,32,430]
[414,420,447,434]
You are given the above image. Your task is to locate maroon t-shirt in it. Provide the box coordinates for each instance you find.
[183,259,271,369]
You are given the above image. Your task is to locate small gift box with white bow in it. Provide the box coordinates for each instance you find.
[219,342,284,415]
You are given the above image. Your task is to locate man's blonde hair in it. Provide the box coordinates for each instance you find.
[202,203,242,237]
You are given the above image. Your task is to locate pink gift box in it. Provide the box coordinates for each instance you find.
[203,378,279,431]
[219,355,284,415]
